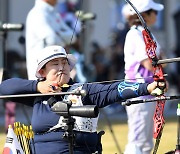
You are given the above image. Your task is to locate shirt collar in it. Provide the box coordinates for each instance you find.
[131,25,144,31]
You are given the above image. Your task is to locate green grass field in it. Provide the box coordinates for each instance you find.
[0,118,177,154]
[98,118,177,154]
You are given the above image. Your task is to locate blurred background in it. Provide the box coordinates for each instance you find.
[0,0,180,151]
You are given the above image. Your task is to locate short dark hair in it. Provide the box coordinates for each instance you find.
[146,9,158,15]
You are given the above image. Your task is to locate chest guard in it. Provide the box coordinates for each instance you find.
[49,84,99,133]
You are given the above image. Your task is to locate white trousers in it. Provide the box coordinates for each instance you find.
[124,98,156,154]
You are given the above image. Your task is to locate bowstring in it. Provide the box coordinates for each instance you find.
[68,1,93,152]
[57,0,93,153]
[58,0,84,85]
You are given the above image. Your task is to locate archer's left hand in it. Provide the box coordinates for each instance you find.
[147,81,168,96]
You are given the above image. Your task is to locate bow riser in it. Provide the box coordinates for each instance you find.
[142,30,157,59]
[142,29,166,141]
[142,30,165,81]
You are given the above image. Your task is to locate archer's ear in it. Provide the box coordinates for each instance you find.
[39,69,46,78]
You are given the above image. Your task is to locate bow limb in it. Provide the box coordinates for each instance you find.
[125,0,166,153]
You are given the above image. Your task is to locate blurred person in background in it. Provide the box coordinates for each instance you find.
[91,42,111,82]
[26,0,77,80]
[57,0,81,35]
[68,38,87,83]
[173,8,180,93]
[4,50,26,133]
[104,2,130,115]
[122,1,165,154]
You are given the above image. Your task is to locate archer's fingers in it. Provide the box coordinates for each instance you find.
[151,81,168,96]
[158,81,168,92]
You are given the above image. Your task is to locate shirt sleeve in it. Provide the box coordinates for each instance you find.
[56,14,77,44]
[0,78,38,106]
[33,13,76,46]
[127,29,148,63]
[82,81,149,108]
[33,14,61,45]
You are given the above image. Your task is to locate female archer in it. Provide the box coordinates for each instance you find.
[0,45,166,153]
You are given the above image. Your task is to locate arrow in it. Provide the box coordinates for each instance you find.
[0,89,86,99]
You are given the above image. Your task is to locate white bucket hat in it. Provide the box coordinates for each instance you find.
[122,4,132,18]
[126,0,164,15]
[35,45,77,78]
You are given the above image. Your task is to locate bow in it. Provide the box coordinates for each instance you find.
[125,0,166,153]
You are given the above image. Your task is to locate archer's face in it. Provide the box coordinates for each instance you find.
[45,0,57,6]
[39,57,71,86]
[145,10,158,26]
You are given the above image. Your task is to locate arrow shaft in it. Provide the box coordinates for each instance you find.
[0,91,84,99]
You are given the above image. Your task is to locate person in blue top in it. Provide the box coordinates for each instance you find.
[0,45,166,154]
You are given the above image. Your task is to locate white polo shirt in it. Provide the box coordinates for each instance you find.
[124,25,161,83]
[26,0,76,79]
